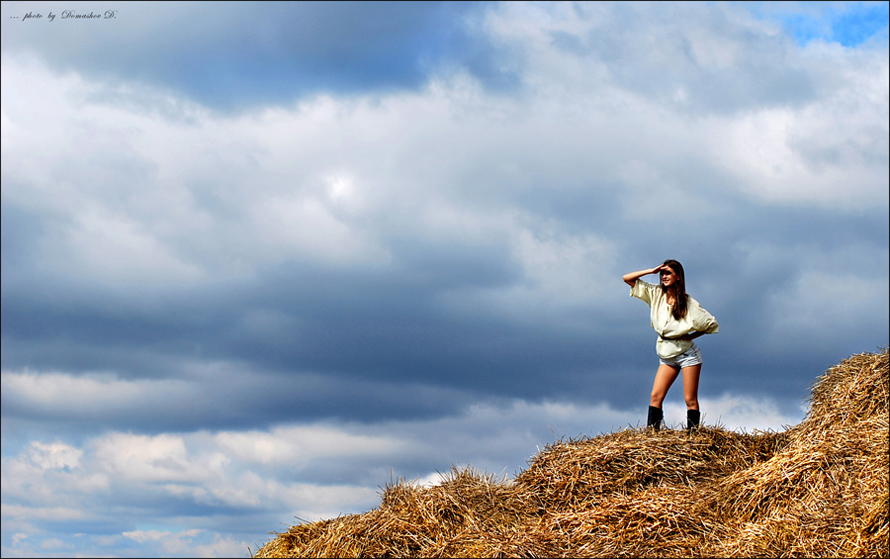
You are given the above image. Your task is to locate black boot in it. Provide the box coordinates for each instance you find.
[687,409,701,431]
[647,406,663,431]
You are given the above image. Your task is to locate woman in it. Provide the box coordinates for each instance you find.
[623,260,719,430]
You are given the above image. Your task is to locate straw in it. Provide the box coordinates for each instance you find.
[255,349,889,558]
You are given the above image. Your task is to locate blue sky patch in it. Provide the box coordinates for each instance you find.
[746,1,889,47]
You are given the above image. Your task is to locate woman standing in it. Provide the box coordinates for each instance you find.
[623,260,719,430]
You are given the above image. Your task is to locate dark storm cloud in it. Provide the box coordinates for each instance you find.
[0,1,501,110]
[4,180,885,432]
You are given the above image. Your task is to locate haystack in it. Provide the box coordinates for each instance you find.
[255,349,888,558]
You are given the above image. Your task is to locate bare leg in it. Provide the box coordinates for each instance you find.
[650,364,680,408]
[681,364,702,411]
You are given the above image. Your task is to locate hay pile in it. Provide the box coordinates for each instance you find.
[255,350,888,558]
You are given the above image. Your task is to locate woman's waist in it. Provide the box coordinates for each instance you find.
[658,332,692,341]
[656,337,695,358]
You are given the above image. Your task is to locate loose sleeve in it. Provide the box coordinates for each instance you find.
[692,303,719,334]
[630,279,655,305]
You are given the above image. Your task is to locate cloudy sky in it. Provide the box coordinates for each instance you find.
[1,1,888,557]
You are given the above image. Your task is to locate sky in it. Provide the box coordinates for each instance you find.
[1,1,887,557]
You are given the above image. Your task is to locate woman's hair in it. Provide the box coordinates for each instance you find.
[659,259,688,320]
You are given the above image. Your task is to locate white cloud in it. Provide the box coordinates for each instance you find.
[1,444,109,505]
[25,441,82,470]
[193,534,254,559]
[414,471,449,487]
[93,433,204,483]
[214,425,403,467]
[482,1,888,209]
[122,529,198,544]
[1,370,198,415]
[660,393,803,432]
[717,90,889,207]
[122,529,249,559]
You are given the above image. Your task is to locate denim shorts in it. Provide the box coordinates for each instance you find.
[659,343,703,369]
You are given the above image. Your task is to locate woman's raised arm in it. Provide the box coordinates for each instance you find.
[623,265,667,287]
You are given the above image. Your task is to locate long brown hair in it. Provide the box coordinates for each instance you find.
[659,259,688,320]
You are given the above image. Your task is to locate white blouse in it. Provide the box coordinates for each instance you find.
[630,279,719,359]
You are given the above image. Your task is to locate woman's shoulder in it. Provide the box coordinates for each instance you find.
[630,279,660,302]
[634,279,661,295]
